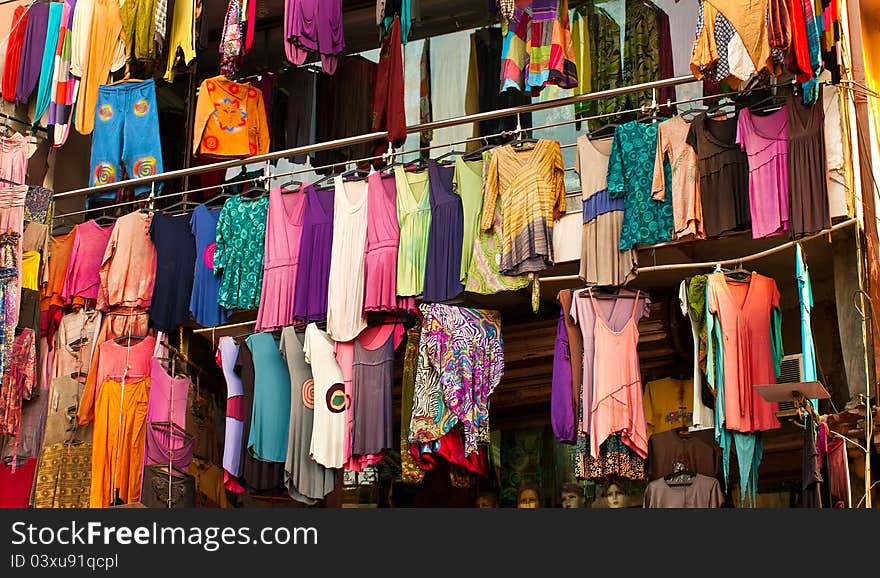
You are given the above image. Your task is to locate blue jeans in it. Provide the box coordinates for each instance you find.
[88,79,164,205]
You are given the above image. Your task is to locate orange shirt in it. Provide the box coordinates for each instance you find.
[193,76,270,158]
[41,230,75,311]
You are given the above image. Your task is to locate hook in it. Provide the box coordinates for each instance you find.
[853,289,874,322]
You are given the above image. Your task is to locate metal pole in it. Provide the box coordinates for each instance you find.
[54,74,699,200]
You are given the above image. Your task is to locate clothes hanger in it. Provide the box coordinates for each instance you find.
[576,285,648,300]
[155,462,191,478]
[111,333,149,345]
[587,120,620,140]
[508,114,540,150]
[664,459,696,486]
[151,420,195,441]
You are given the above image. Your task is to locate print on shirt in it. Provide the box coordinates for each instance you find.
[213,97,247,133]
[93,162,116,184]
[132,157,158,177]
[204,242,216,269]
[133,99,150,116]
[98,104,113,122]
[664,410,693,427]
[326,383,346,413]
[302,378,314,409]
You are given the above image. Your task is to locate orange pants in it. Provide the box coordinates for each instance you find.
[77,308,150,426]
[89,377,150,507]
[75,0,124,135]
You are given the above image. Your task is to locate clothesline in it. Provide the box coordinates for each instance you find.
[52,85,758,222]
[537,217,859,284]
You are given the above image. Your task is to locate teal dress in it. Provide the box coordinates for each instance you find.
[246,332,291,463]
[607,121,674,250]
[215,194,269,310]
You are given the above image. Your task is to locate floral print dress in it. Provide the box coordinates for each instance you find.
[214,194,269,311]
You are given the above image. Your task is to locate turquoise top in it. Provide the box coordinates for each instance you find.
[607,121,674,249]
[215,194,269,310]
[796,245,818,409]
[246,332,291,463]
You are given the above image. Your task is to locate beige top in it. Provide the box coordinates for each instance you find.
[97,211,157,311]
[652,116,705,240]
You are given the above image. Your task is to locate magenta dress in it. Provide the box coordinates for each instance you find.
[363,172,399,313]
[736,107,790,239]
[256,186,307,332]
[293,185,334,324]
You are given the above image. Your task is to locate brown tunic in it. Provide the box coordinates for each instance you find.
[787,91,831,238]
[686,113,751,237]
[646,429,719,481]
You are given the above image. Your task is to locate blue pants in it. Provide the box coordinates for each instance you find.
[88,79,164,204]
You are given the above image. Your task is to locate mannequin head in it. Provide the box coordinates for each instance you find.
[476,491,498,509]
[601,480,626,508]
[516,485,541,509]
[560,483,585,508]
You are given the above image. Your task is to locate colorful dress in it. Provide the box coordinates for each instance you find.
[465,153,530,295]
[214,194,269,311]
[481,140,566,275]
[421,303,504,456]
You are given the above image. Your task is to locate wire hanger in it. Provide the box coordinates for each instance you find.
[510,113,539,150]
[576,285,648,300]
[139,182,156,213]
[240,161,270,200]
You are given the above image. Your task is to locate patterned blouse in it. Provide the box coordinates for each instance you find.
[421,303,504,456]
[482,140,566,275]
[215,194,269,311]
[608,121,674,249]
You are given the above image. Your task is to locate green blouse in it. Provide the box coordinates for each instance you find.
[215,194,269,310]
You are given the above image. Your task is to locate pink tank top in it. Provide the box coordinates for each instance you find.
[589,289,649,460]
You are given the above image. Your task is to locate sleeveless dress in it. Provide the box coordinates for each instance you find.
[256,186,306,332]
[363,171,400,313]
[245,333,291,464]
[326,176,368,342]
[589,289,649,460]
[423,159,464,302]
[293,186,334,324]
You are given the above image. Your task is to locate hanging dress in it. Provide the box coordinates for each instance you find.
[423,160,464,302]
[326,176,369,342]
[256,186,306,332]
[589,289,649,460]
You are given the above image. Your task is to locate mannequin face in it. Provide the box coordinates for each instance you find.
[606,483,625,508]
[476,494,497,509]
[560,490,584,509]
[517,489,540,508]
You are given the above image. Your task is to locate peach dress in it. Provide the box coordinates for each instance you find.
[589,289,649,460]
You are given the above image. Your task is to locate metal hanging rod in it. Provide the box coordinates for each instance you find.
[54,83,748,220]
[54,74,701,200]
[537,218,859,284]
